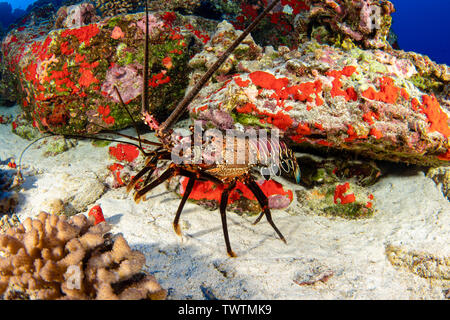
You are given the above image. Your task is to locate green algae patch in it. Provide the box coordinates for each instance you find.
[408,74,444,92]
[296,181,375,220]
[43,137,77,157]
[91,139,111,148]
[233,112,265,128]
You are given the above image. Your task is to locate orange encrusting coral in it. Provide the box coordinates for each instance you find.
[334,182,356,204]
[345,124,367,142]
[109,144,140,162]
[180,178,293,206]
[419,94,450,138]
[108,163,125,186]
[60,24,100,46]
[249,71,289,92]
[362,111,380,125]
[88,205,105,225]
[362,77,399,104]
[234,71,327,133]
[326,66,358,101]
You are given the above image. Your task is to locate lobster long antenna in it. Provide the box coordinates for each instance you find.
[114,85,145,151]
[158,0,281,133]
[88,122,162,147]
[18,135,53,170]
[142,0,149,115]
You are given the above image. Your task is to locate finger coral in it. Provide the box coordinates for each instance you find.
[0,212,166,300]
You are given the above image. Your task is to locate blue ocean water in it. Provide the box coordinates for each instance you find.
[8,0,33,10]
[4,0,450,65]
[390,0,450,65]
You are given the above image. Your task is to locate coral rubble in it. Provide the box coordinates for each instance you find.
[386,244,450,281]
[296,181,375,219]
[427,166,450,200]
[0,212,166,300]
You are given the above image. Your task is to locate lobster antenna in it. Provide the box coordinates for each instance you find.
[158,0,281,133]
[88,121,162,147]
[114,85,146,151]
[142,0,149,115]
[18,135,53,170]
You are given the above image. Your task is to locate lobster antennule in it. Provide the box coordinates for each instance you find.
[157,0,282,134]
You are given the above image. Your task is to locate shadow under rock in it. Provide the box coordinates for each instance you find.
[376,160,428,179]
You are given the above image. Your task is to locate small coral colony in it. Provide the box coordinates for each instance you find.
[0,0,449,299]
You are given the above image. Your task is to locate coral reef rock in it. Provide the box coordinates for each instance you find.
[222,0,394,49]
[427,166,450,200]
[188,22,450,167]
[1,7,217,134]
[0,212,167,300]
[92,0,199,18]
[36,172,107,216]
[55,2,100,29]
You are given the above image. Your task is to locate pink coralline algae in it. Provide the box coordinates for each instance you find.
[197,109,235,130]
[101,64,143,104]
[111,26,125,39]
[136,13,164,35]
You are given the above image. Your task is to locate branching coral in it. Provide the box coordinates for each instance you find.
[0,212,166,300]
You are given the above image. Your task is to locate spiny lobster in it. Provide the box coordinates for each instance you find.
[21,0,301,257]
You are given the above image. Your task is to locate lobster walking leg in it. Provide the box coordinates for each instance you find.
[134,164,177,203]
[220,180,238,257]
[127,155,158,193]
[244,176,287,244]
[127,150,172,192]
[173,175,196,236]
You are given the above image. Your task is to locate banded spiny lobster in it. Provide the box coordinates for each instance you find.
[22,0,301,257]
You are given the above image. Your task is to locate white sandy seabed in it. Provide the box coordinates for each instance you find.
[0,104,449,300]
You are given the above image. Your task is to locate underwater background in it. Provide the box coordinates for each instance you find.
[0,0,448,300]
